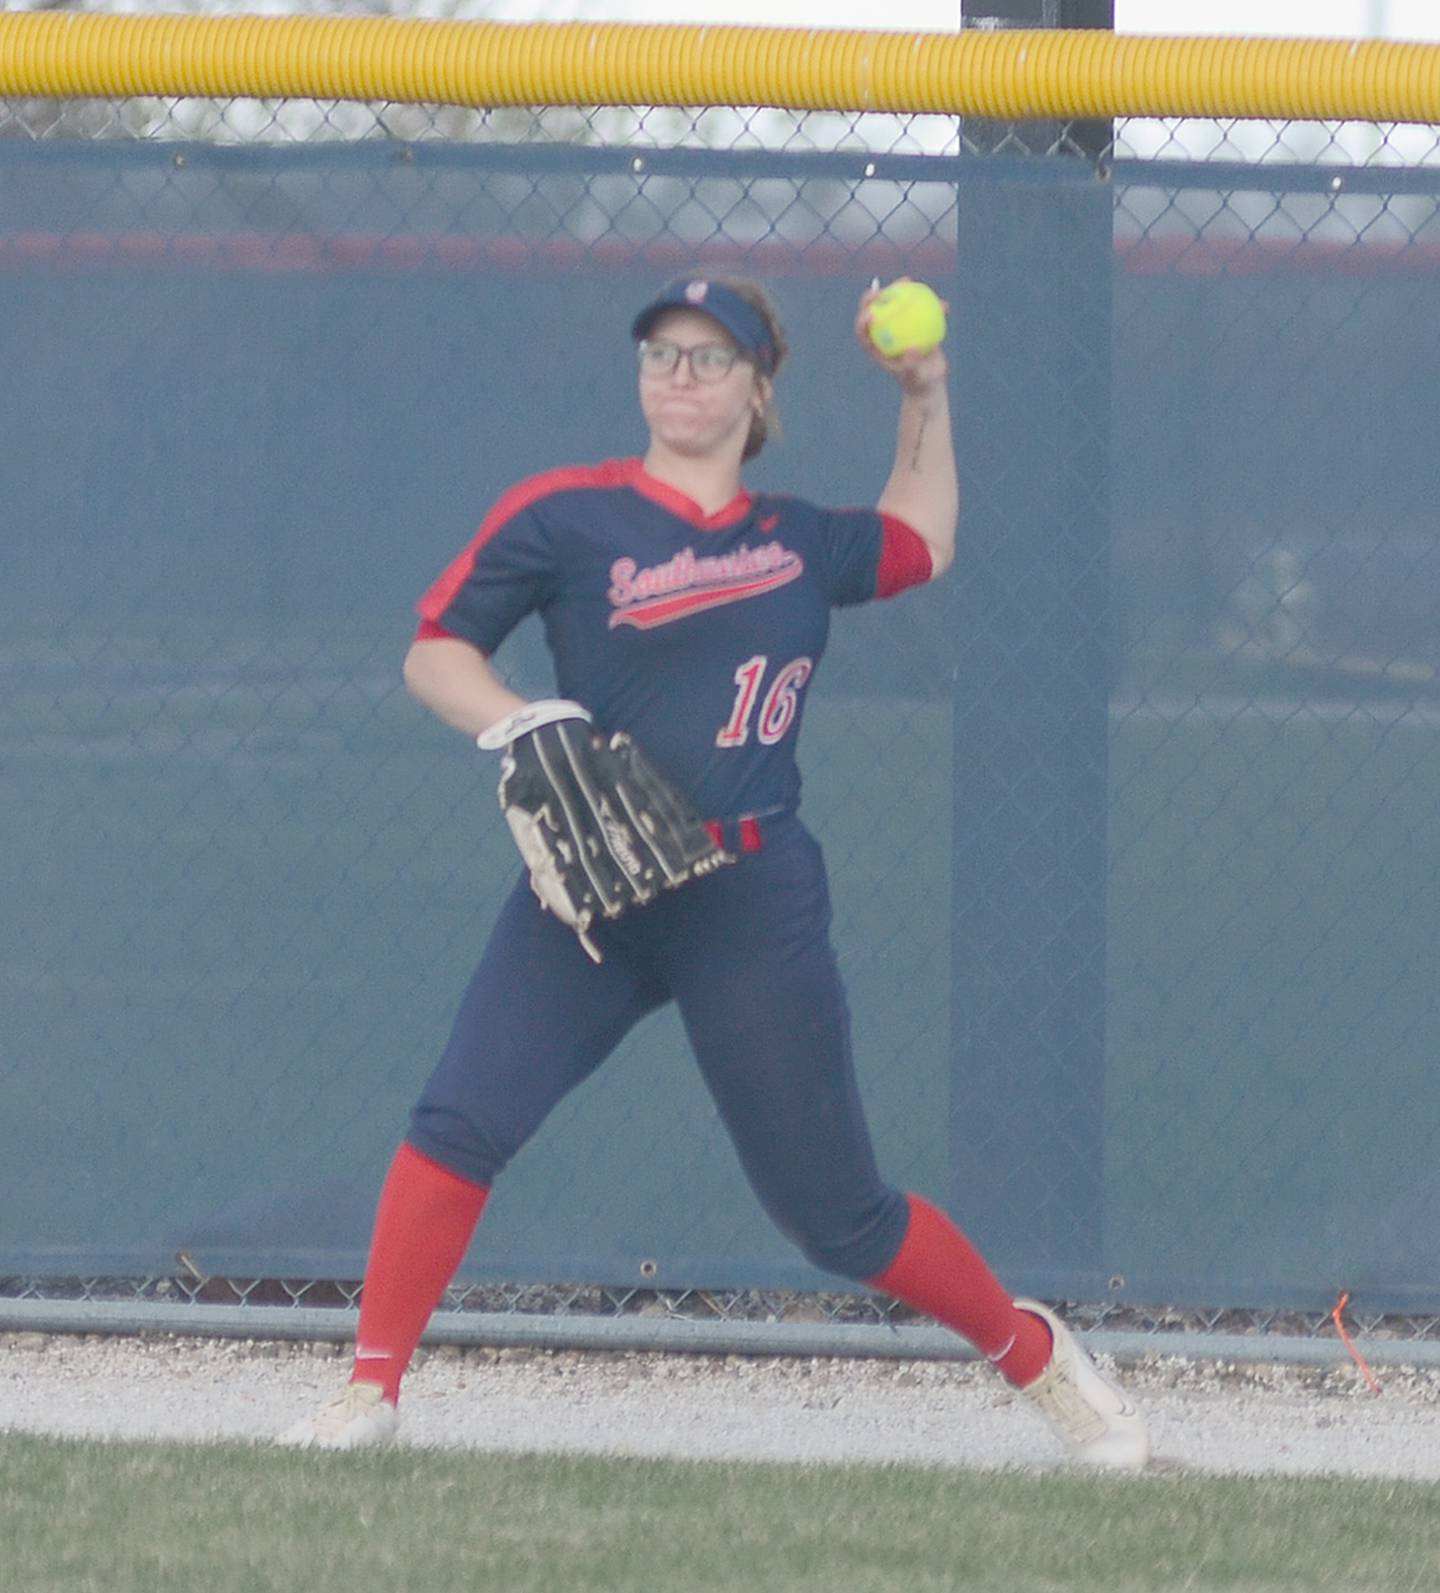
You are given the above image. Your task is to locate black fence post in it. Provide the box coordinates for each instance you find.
[948,1,1114,1291]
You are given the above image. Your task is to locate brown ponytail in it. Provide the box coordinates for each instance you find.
[708,275,788,462]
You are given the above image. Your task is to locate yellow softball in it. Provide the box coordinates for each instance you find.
[867,279,947,357]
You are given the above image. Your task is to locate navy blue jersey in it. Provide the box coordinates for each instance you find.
[417,457,932,819]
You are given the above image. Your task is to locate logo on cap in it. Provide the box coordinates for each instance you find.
[685,280,710,304]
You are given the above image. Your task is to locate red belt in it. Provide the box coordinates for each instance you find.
[704,815,765,854]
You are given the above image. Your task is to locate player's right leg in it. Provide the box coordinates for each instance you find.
[278,879,665,1450]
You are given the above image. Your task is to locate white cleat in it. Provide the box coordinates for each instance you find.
[1014,1299,1150,1471]
[277,1380,399,1451]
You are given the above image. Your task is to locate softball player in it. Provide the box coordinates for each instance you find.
[282,276,1148,1468]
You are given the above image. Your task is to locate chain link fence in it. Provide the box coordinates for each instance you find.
[5,77,1440,1360]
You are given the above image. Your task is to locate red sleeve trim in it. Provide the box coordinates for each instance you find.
[413,618,459,642]
[415,458,636,624]
[875,514,934,598]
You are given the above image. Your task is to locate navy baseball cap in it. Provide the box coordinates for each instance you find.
[631,279,777,374]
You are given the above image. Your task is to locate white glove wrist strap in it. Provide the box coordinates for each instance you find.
[476,698,591,751]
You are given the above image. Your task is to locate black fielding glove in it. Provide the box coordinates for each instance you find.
[478,700,733,962]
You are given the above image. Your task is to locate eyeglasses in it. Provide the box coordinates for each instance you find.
[637,338,746,384]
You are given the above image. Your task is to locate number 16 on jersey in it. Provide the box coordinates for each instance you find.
[716,655,814,748]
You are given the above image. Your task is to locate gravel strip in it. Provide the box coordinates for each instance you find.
[3,1332,1440,1478]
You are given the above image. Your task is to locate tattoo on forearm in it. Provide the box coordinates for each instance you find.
[908,410,931,472]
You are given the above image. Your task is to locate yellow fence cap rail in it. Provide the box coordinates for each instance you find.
[4,12,1440,126]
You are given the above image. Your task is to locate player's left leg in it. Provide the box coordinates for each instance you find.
[662,822,1043,1362]
[662,819,1147,1468]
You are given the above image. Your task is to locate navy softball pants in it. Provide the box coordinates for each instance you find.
[407,814,911,1282]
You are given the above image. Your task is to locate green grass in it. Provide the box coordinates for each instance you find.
[5,1431,1440,1593]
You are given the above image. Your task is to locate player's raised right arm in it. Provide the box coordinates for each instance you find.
[402,636,528,740]
[856,285,956,582]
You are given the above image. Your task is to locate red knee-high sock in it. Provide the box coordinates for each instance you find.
[350,1142,490,1406]
[868,1193,1052,1387]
